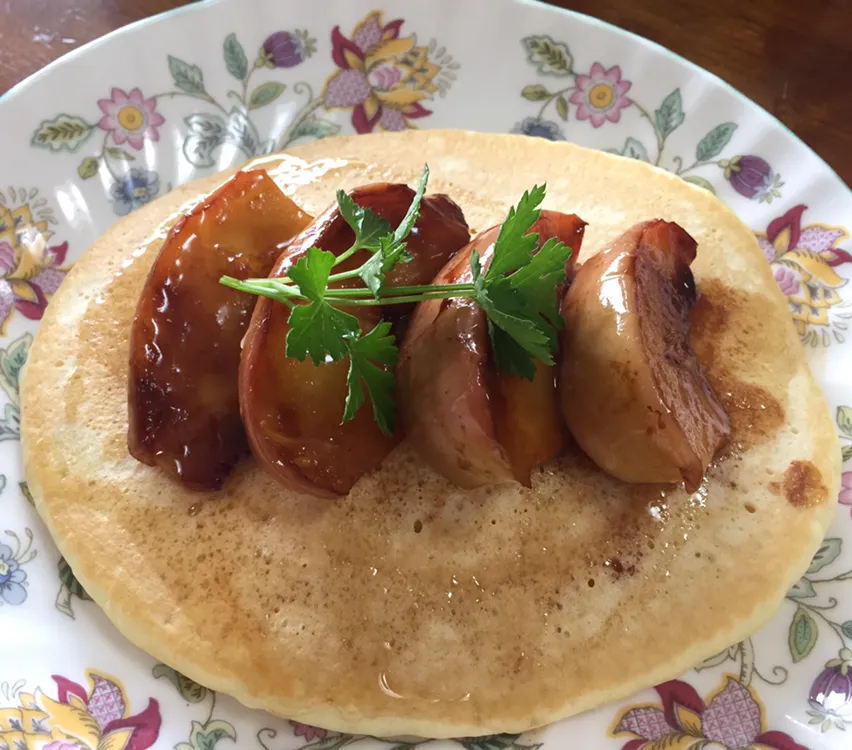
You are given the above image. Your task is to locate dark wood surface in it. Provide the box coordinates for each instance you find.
[1,0,849,184]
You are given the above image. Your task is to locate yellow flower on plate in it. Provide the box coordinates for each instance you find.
[323,11,451,133]
[0,671,160,750]
[756,204,852,346]
[0,192,68,334]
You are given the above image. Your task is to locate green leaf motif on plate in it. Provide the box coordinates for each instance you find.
[176,719,236,750]
[521,84,551,101]
[183,113,225,168]
[168,55,207,95]
[807,537,842,575]
[695,122,737,162]
[77,157,99,180]
[58,557,92,601]
[788,577,817,599]
[842,621,852,639]
[556,94,569,121]
[0,402,20,441]
[695,643,739,672]
[105,147,135,161]
[843,444,852,463]
[617,137,650,163]
[223,32,248,81]
[31,114,93,152]
[837,405,852,438]
[19,482,33,506]
[290,116,342,142]
[0,333,32,406]
[789,606,818,662]
[683,175,716,194]
[56,555,93,618]
[153,663,209,703]
[654,89,685,139]
[182,109,260,168]
[248,81,286,110]
[461,735,527,750]
[521,35,573,75]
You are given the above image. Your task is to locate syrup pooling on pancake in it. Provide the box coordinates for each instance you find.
[558,220,731,490]
[398,212,586,488]
[128,170,312,491]
[239,183,470,497]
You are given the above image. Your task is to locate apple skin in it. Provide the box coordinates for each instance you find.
[128,170,313,491]
[398,211,586,488]
[558,220,731,491]
[240,183,470,497]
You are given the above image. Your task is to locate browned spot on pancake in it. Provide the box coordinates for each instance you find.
[604,556,637,579]
[775,460,827,507]
[690,279,786,451]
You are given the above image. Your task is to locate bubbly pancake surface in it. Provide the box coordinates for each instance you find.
[21,131,840,738]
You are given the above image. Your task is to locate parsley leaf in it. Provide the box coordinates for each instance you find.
[505,235,572,344]
[485,183,546,279]
[286,301,360,365]
[475,277,553,364]
[284,247,361,364]
[471,193,572,379]
[392,164,430,245]
[286,246,335,300]
[357,251,385,296]
[343,321,400,434]
[336,191,391,252]
[355,165,430,298]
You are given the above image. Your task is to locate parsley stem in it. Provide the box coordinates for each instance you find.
[220,276,305,299]
[321,283,477,299]
[325,291,473,307]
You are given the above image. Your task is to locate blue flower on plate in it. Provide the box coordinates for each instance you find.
[511,116,565,141]
[0,543,27,605]
[110,168,160,216]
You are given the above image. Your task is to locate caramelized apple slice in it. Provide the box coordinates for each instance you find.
[399,212,586,488]
[558,220,731,490]
[128,170,312,490]
[240,183,470,497]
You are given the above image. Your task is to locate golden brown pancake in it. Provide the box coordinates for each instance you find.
[21,131,840,738]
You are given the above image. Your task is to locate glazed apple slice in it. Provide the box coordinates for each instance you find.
[398,211,586,488]
[240,183,470,497]
[128,169,313,491]
[558,220,731,490]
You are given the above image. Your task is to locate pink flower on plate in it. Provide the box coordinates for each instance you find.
[97,87,165,149]
[570,62,632,127]
[612,676,807,749]
[840,472,852,514]
[290,720,329,742]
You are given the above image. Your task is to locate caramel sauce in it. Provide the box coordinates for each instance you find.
[772,460,827,507]
[690,279,786,452]
[127,170,312,490]
[239,183,471,496]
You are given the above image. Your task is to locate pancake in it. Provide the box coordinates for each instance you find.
[20,131,840,738]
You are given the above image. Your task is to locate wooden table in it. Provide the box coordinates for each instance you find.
[1,0,850,184]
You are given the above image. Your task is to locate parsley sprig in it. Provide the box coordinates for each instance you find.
[221,166,572,434]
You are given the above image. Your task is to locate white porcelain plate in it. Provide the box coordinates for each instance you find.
[2,0,852,747]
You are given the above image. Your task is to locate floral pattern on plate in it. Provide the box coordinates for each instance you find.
[29,11,456,217]
[0,189,66,334]
[755,206,852,347]
[612,675,808,749]
[4,1,852,748]
[0,670,161,749]
[515,34,784,203]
